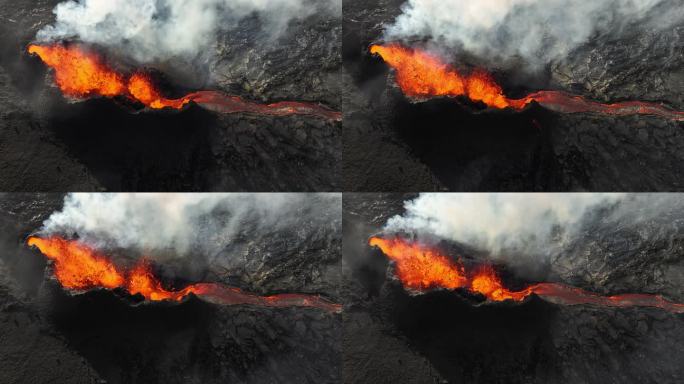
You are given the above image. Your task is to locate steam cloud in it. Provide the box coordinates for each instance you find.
[384,193,629,258]
[384,0,681,68]
[36,0,339,64]
[38,193,341,258]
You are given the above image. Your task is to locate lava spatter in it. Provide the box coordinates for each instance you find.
[28,236,341,313]
[28,43,341,120]
[369,236,684,313]
[370,43,684,121]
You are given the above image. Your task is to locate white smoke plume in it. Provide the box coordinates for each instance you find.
[36,0,339,64]
[38,193,341,258]
[384,0,681,68]
[384,193,628,259]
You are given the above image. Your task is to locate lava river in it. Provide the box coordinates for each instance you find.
[369,237,684,313]
[370,43,684,121]
[27,44,341,121]
[27,236,341,313]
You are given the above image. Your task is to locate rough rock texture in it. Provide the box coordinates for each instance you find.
[0,194,342,384]
[343,0,684,191]
[342,194,684,384]
[0,0,340,191]
[552,196,684,302]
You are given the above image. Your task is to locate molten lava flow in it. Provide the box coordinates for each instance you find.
[469,265,531,302]
[514,91,684,121]
[127,73,191,110]
[371,43,684,121]
[370,236,684,313]
[28,43,342,120]
[28,236,341,313]
[186,91,343,121]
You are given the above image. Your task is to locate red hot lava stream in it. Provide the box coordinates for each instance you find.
[27,236,341,313]
[369,237,684,313]
[27,44,341,121]
[370,44,684,121]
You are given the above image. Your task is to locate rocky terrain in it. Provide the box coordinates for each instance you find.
[0,0,341,191]
[342,0,684,191]
[0,194,342,384]
[342,194,684,383]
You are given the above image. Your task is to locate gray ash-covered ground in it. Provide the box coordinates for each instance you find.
[342,0,684,191]
[342,193,684,383]
[0,194,342,384]
[0,0,341,191]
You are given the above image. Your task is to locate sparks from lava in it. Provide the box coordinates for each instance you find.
[369,236,684,313]
[370,43,684,121]
[27,236,341,313]
[27,43,341,121]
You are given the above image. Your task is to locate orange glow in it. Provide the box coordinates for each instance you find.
[370,236,684,313]
[469,265,531,302]
[27,236,124,290]
[128,73,191,110]
[27,44,125,98]
[369,237,467,290]
[27,236,341,312]
[370,44,510,108]
[371,43,684,120]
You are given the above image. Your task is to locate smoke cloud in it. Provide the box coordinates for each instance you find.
[36,0,339,64]
[384,193,629,258]
[38,193,341,259]
[383,0,681,68]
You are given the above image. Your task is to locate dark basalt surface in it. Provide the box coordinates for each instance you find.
[342,193,684,384]
[0,194,342,384]
[0,0,341,192]
[342,0,684,191]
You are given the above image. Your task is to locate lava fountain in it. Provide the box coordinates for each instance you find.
[369,236,684,313]
[27,236,342,313]
[370,43,684,121]
[28,43,341,121]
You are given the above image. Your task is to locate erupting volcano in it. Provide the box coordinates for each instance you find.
[370,44,684,121]
[27,43,341,121]
[369,237,684,313]
[27,236,341,313]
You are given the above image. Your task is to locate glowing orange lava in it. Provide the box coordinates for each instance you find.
[371,43,684,121]
[27,236,124,290]
[28,43,342,120]
[370,236,684,313]
[369,236,467,290]
[369,44,510,108]
[27,44,126,98]
[28,236,341,312]
[127,73,191,110]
